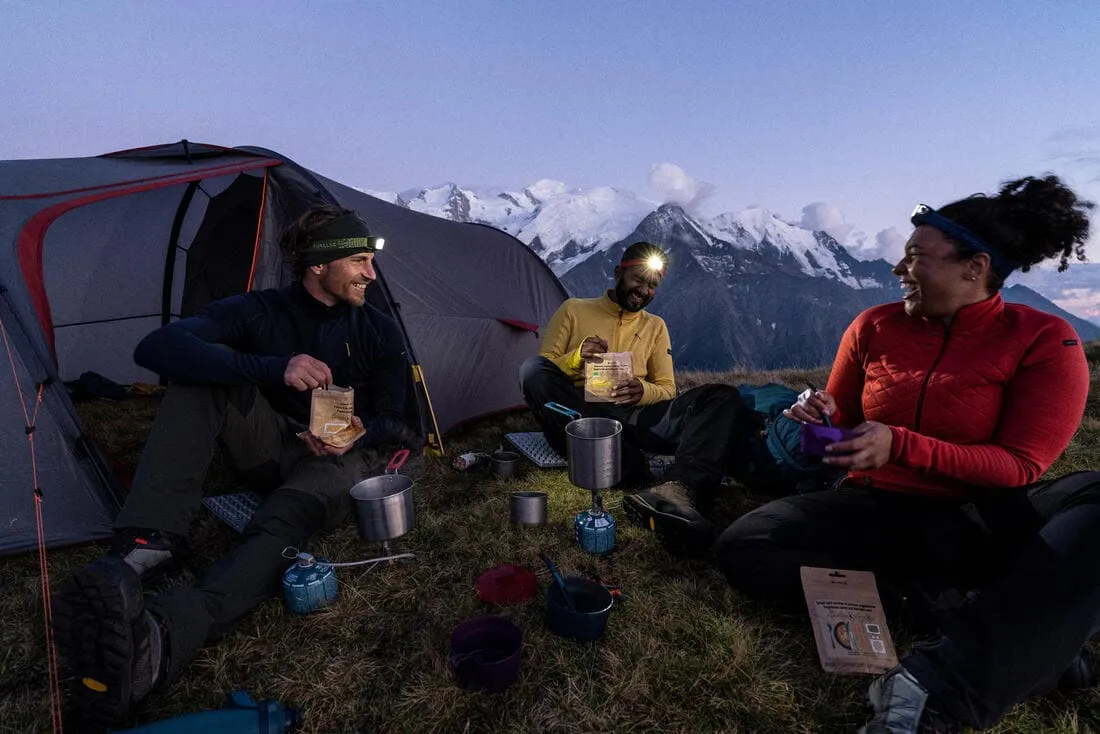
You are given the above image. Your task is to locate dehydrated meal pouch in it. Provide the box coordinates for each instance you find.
[800,566,897,675]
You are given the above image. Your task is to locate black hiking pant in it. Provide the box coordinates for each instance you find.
[519,356,746,498]
[715,472,1100,729]
[114,385,394,682]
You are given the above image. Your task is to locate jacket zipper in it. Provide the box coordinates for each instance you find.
[913,322,952,431]
[614,311,644,351]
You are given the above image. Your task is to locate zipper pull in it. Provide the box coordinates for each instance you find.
[345,341,351,357]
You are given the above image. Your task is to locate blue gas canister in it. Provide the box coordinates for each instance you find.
[282,552,338,614]
[574,494,616,555]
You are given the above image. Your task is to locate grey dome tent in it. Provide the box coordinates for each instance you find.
[0,140,567,555]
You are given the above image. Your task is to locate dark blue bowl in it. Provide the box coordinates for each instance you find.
[546,577,614,643]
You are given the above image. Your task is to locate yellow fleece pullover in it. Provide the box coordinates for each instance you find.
[538,292,676,405]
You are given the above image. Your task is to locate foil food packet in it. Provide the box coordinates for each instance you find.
[307,385,366,448]
[585,351,634,403]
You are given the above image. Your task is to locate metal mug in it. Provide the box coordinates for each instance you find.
[509,491,547,526]
[349,449,414,542]
[490,450,520,480]
[544,403,622,490]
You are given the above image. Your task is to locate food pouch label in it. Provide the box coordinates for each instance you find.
[800,566,898,675]
[308,385,365,448]
[584,352,633,403]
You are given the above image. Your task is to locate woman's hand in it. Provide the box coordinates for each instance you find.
[822,421,893,471]
[783,388,837,425]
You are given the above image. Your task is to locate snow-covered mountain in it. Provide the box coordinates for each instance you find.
[366,181,653,274]
[364,178,1100,367]
[365,181,896,288]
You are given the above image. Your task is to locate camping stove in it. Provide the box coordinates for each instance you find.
[543,403,622,556]
[574,491,616,555]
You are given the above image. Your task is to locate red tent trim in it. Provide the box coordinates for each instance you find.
[497,318,540,333]
[15,159,282,358]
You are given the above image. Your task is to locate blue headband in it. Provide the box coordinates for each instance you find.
[910,204,1016,279]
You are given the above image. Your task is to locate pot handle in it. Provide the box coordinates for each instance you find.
[386,448,410,474]
[544,402,581,420]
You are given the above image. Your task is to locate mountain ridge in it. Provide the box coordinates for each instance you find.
[364,181,1100,368]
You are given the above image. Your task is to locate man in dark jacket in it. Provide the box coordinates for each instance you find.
[53,204,413,729]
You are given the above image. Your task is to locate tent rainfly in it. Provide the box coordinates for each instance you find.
[0,140,567,554]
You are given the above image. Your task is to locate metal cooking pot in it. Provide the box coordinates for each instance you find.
[509,491,548,526]
[544,402,621,490]
[349,449,414,542]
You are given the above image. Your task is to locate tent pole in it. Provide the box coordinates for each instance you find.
[161,181,200,326]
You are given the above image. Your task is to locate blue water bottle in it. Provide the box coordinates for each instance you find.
[574,493,616,555]
[282,552,338,614]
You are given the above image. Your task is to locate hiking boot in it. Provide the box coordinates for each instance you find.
[859,665,961,734]
[53,556,167,730]
[622,481,715,556]
[110,527,186,580]
[1059,648,1098,691]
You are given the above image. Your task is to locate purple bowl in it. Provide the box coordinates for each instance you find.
[449,616,523,692]
[800,422,858,456]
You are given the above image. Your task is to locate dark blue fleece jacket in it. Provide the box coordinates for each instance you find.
[133,281,410,445]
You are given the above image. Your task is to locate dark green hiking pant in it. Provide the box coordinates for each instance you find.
[114,385,390,681]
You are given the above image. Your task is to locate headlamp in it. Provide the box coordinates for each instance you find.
[910,203,1015,278]
[300,211,385,266]
[619,255,668,272]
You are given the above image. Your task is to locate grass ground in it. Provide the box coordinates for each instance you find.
[1,358,1099,733]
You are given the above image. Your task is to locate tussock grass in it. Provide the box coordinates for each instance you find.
[2,361,1100,733]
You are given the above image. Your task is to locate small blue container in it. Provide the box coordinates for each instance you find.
[546,577,614,643]
[574,509,615,555]
[282,553,338,615]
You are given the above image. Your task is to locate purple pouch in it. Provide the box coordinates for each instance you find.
[800,423,857,456]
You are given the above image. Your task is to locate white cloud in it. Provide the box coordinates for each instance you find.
[872,227,906,262]
[648,163,714,213]
[844,227,906,263]
[799,202,853,243]
[1050,287,1100,321]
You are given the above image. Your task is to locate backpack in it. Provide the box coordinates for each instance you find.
[735,383,844,489]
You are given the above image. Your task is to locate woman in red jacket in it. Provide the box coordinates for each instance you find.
[716,175,1098,734]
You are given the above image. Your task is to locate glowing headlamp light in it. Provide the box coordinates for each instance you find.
[619,254,668,272]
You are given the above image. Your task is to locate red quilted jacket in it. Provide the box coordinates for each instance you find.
[826,294,1090,499]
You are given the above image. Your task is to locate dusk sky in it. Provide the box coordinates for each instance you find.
[4,1,1100,263]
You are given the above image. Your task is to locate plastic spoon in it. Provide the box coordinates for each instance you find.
[538,552,577,611]
[805,381,832,427]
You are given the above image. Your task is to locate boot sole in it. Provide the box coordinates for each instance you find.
[621,495,715,557]
[53,557,143,730]
[621,493,661,532]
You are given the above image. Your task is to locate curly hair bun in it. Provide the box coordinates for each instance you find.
[996,175,1094,271]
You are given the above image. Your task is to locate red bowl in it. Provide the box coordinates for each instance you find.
[476,564,538,605]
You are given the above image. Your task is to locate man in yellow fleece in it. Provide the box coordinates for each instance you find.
[520,241,747,555]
